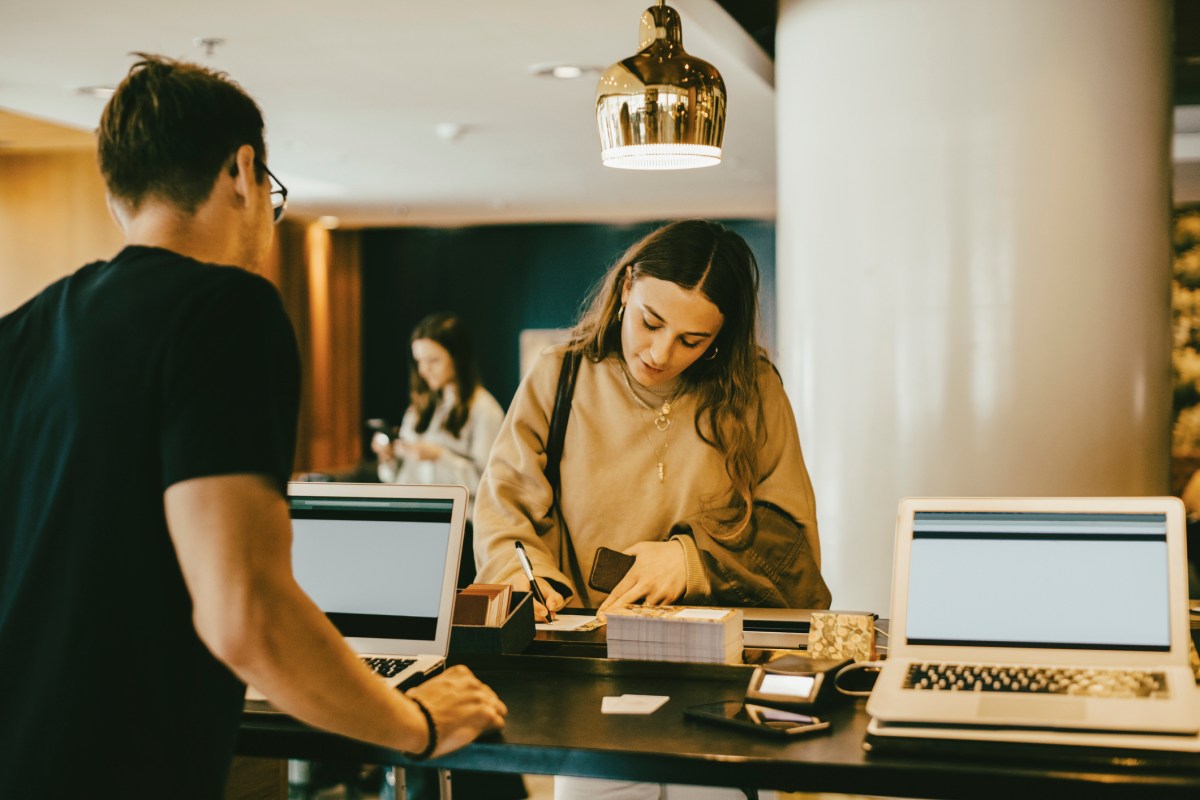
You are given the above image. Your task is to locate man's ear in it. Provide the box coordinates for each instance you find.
[229,144,258,209]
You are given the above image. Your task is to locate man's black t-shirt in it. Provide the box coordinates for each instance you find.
[0,246,300,797]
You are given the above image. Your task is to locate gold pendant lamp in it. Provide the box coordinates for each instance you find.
[596,1,726,170]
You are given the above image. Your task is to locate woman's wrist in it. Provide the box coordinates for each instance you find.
[670,534,709,601]
[407,696,438,760]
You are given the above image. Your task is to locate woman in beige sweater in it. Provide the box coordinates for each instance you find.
[474,220,830,620]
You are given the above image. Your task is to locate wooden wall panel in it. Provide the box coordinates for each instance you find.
[324,229,363,471]
[0,149,124,315]
[267,221,362,475]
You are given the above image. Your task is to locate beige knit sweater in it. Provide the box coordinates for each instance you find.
[473,346,825,608]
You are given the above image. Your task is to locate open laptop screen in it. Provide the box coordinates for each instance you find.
[289,494,455,642]
[906,511,1170,651]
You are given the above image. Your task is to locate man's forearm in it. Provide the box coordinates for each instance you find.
[226,576,430,755]
[165,475,430,755]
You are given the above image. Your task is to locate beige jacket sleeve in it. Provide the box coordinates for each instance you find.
[472,350,575,593]
[749,362,820,565]
[674,362,828,608]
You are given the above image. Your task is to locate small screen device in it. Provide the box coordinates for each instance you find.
[685,701,831,737]
[744,655,852,712]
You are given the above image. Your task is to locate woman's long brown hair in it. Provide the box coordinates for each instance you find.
[569,220,769,543]
[409,312,480,438]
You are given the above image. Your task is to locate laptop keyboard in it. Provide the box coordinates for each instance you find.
[903,663,1169,698]
[362,657,416,679]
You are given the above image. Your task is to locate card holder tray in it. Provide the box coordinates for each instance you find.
[449,591,534,655]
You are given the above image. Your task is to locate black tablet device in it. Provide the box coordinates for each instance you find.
[685,701,831,737]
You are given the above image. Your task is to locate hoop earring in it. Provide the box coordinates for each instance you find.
[618,304,625,322]
[705,345,719,361]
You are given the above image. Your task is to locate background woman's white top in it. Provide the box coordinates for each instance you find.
[377,386,504,520]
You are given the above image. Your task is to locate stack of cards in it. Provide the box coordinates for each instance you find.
[452,583,512,626]
[605,605,743,664]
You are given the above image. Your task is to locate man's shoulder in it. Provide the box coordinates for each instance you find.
[173,256,278,298]
[155,261,284,328]
[0,260,112,346]
[111,245,278,295]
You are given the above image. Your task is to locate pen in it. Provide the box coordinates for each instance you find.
[514,541,554,621]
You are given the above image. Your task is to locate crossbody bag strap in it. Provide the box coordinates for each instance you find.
[545,348,580,498]
[545,348,587,603]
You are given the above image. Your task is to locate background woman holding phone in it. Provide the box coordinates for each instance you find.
[372,311,504,585]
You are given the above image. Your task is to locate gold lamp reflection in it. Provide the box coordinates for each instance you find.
[596,0,726,170]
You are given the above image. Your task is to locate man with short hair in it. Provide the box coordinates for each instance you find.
[0,55,505,797]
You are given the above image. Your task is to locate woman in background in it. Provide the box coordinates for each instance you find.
[372,311,518,800]
[373,311,504,585]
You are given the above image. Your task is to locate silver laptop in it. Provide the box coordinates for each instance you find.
[247,482,467,703]
[866,497,1199,736]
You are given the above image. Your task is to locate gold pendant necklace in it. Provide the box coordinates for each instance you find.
[642,421,669,483]
[618,360,682,483]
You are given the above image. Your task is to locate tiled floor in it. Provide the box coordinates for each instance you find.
[292,768,548,799]
[295,768,872,800]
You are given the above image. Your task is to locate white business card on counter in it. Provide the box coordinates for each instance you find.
[601,694,670,714]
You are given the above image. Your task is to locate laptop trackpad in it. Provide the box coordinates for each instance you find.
[978,695,1086,721]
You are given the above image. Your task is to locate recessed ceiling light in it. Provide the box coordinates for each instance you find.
[76,86,116,99]
[528,63,600,80]
[435,123,466,142]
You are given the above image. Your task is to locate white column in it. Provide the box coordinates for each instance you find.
[775,0,1173,614]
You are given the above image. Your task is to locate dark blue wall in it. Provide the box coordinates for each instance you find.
[361,219,776,429]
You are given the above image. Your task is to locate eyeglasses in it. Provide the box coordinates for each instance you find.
[257,160,288,223]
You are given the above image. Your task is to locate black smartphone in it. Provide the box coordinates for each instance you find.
[685,701,831,737]
[588,546,636,593]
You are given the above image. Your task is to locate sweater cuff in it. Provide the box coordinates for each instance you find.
[671,534,709,603]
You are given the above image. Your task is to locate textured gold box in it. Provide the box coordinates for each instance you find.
[807,611,876,662]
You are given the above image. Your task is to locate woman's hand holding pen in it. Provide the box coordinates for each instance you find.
[597,540,687,617]
[514,540,564,622]
[513,573,565,623]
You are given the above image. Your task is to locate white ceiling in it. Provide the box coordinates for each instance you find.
[4,2,1199,220]
[0,0,777,227]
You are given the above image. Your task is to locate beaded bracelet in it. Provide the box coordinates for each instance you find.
[408,697,438,761]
